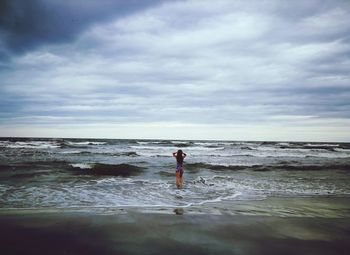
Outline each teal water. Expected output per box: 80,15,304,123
0,138,350,209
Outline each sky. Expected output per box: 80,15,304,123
0,0,350,141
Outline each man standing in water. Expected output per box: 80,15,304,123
172,150,187,188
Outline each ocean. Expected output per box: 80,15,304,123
1,137,350,214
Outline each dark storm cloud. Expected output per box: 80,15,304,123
0,0,166,58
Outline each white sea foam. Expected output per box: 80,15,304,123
130,145,161,150
67,141,106,145
0,140,10,146
187,146,225,151
2,141,60,149
277,142,291,146
171,141,189,144
334,148,350,153
70,163,93,169
305,143,339,147
1,171,350,209
0,176,244,208
136,141,150,145
59,150,83,154
192,192,243,206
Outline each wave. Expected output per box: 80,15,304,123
59,151,139,157
59,150,93,155
58,150,87,154
276,142,350,151
305,143,339,147
104,145,345,157
136,140,172,145
185,162,350,172
118,151,139,157
70,163,145,177
67,141,106,146
134,140,195,148
186,163,248,171
59,141,107,148
70,163,93,169
260,141,277,146
269,164,350,171
187,140,350,150
278,145,338,151
240,146,254,150
0,141,60,149
172,143,194,148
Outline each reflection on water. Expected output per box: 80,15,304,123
174,208,184,215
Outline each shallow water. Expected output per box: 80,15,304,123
0,138,350,210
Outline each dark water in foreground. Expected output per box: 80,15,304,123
1,199,350,255
0,137,350,213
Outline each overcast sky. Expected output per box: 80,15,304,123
0,0,350,141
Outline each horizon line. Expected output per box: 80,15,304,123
1,136,349,144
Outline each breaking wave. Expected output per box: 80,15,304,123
70,163,145,177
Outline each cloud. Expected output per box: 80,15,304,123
0,0,167,58
0,0,350,141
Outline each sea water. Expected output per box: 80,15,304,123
0,138,349,210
